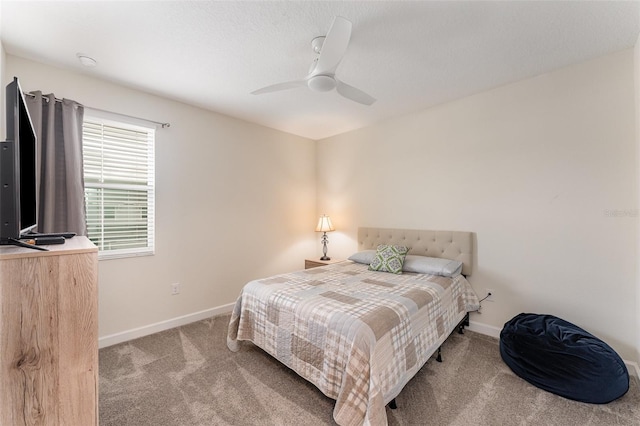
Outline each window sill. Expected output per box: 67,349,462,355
98,250,154,261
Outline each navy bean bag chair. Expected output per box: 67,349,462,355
500,313,629,404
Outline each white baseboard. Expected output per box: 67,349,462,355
98,303,235,348
467,320,640,380
467,320,502,338
626,360,640,380
99,308,640,381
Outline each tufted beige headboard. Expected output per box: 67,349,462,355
357,227,474,276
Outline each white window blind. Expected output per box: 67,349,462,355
82,116,155,259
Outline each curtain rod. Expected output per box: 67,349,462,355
23,92,171,129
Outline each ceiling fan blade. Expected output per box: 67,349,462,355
312,16,352,75
251,80,306,95
335,79,376,106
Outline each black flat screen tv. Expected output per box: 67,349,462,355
1,77,37,242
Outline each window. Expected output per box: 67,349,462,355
82,116,155,259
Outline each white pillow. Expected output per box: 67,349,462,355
349,251,463,277
348,250,376,264
402,255,463,277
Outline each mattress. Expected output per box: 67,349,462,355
227,261,480,426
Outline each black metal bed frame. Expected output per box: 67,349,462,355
387,311,470,410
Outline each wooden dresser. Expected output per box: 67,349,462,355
0,237,98,425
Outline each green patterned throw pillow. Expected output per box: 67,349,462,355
368,244,409,274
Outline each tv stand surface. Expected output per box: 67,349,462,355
0,237,48,251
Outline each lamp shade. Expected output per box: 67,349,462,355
315,215,335,232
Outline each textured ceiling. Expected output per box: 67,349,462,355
1,1,639,140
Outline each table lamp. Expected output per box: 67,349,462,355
315,215,335,260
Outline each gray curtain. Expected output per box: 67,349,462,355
25,92,87,235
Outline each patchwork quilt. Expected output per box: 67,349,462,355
227,261,480,426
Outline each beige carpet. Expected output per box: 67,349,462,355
99,314,639,425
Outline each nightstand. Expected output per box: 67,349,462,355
304,258,344,269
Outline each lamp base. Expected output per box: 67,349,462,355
320,231,331,261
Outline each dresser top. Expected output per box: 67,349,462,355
0,236,97,260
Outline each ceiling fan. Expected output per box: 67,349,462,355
251,16,376,106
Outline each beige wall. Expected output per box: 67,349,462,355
635,33,640,366
5,49,639,361
6,55,317,338
318,49,638,360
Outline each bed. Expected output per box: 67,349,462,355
227,227,480,426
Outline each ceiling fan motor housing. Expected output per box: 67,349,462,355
307,75,336,92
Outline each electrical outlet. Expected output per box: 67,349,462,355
171,283,180,295
485,288,495,302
